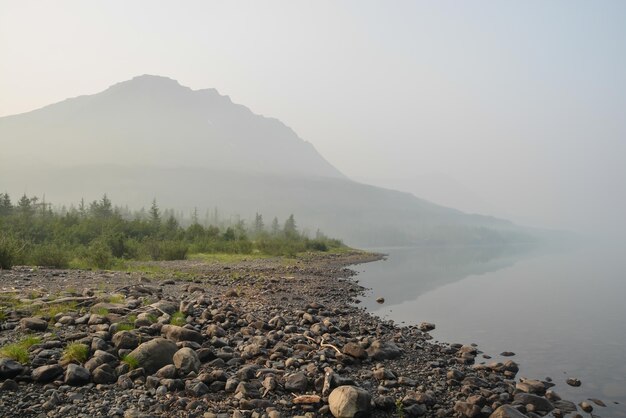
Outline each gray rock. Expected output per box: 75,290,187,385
151,300,178,315
112,331,139,350
0,379,19,391
127,337,178,374
235,381,261,398
366,340,402,360
64,363,91,386
0,358,24,379
156,364,177,378
187,381,209,396
173,347,200,374
342,342,367,360
489,405,528,418
417,322,435,331
513,393,554,412
566,377,582,387
516,379,547,395
285,371,308,392
32,364,63,383
328,386,371,418
20,317,48,331
454,401,481,417
88,314,109,325
579,401,592,413
161,324,203,344
92,363,117,384
404,403,427,417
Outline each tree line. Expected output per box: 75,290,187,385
0,193,344,270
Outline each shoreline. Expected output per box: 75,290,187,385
0,251,579,417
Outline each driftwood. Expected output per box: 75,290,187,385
292,394,321,404
301,334,342,355
41,296,97,306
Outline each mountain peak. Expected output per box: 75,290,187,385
106,74,189,94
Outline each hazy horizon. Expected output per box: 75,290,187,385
2,1,625,238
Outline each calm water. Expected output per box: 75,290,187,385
355,243,626,417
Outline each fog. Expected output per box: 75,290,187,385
1,1,625,239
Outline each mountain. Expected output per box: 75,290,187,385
0,75,343,178
0,75,537,246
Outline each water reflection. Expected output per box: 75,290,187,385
357,244,537,311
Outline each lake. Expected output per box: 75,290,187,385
355,243,626,417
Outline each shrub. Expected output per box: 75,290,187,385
143,240,189,261
86,239,113,269
29,244,71,268
61,342,89,363
0,235,25,270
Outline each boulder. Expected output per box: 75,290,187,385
342,342,367,360
417,322,435,332
151,301,178,315
32,364,63,383
173,347,200,374
366,340,402,360
112,331,140,350
20,317,48,331
92,363,117,384
0,359,24,379
64,363,91,386
127,337,178,374
284,371,308,392
489,405,529,418
454,401,481,417
328,386,371,418
513,393,554,412
161,324,203,344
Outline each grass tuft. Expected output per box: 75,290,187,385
170,311,186,326
0,336,41,364
61,342,89,364
121,354,139,369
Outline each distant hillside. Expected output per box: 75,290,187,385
0,76,537,246
0,75,343,179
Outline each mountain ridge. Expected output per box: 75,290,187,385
0,75,535,246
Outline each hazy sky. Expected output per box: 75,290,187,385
1,1,625,235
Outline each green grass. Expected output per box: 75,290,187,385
0,336,41,364
61,342,89,363
115,322,135,332
170,311,186,326
0,344,29,364
40,301,78,317
20,336,41,349
104,294,125,304
188,252,272,264
121,354,139,369
91,307,109,316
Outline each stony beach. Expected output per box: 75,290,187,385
0,251,585,418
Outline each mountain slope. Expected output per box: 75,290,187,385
0,75,343,178
0,76,536,246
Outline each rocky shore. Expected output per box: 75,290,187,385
0,251,583,417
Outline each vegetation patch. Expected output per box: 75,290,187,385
61,342,89,364
170,311,186,326
0,193,347,271
0,336,41,364
121,354,139,369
